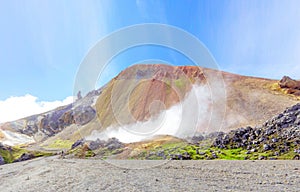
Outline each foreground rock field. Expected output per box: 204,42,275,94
0,156,299,191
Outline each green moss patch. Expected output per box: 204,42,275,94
0,146,53,164
45,139,73,149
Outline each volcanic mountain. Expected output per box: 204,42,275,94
0,64,299,148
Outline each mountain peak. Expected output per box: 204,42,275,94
117,64,205,82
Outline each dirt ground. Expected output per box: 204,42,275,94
0,156,299,192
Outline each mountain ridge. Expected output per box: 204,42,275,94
0,64,299,148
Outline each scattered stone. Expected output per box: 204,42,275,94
0,155,5,165
263,144,271,151
72,139,85,149
258,156,267,160
211,103,300,159
77,91,82,100
14,153,35,162
105,137,124,150
250,148,257,153
73,106,96,126
88,139,103,150
294,148,300,154
211,152,218,159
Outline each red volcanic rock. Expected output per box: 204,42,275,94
117,64,205,82
1,64,300,146
279,76,300,89
279,76,300,96
96,64,207,129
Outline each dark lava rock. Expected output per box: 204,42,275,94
78,137,124,152
11,88,101,140
190,135,205,144
88,139,107,150
71,138,85,149
263,144,271,151
0,155,5,165
73,106,96,126
211,152,218,159
274,151,280,156
294,148,300,154
13,153,35,163
170,153,191,160
293,155,300,160
212,103,300,159
258,156,267,160
105,137,124,150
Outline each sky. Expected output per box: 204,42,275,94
0,0,300,122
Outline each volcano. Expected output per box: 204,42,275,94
0,64,299,147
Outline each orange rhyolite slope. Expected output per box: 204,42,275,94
0,64,299,146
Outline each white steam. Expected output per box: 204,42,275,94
86,84,215,143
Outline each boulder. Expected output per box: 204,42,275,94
105,137,124,150
0,155,5,165
293,155,300,160
263,144,271,151
71,139,85,149
13,153,35,162
279,76,300,89
279,76,300,96
73,106,96,125
89,139,101,150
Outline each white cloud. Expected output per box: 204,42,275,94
0,95,74,123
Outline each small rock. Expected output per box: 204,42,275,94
258,156,267,160
294,149,300,154
293,155,300,160
0,155,5,165
263,144,271,151
88,140,101,150
250,148,257,153
72,139,85,149
211,152,218,159
14,153,35,162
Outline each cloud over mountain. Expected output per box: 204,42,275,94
0,94,73,123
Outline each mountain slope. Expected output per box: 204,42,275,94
0,64,299,147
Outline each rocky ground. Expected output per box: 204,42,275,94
67,103,300,161
0,156,299,192
1,103,300,164
212,103,300,160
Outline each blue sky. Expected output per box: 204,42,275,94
0,0,300,121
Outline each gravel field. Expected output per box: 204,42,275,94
0,156,299,192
